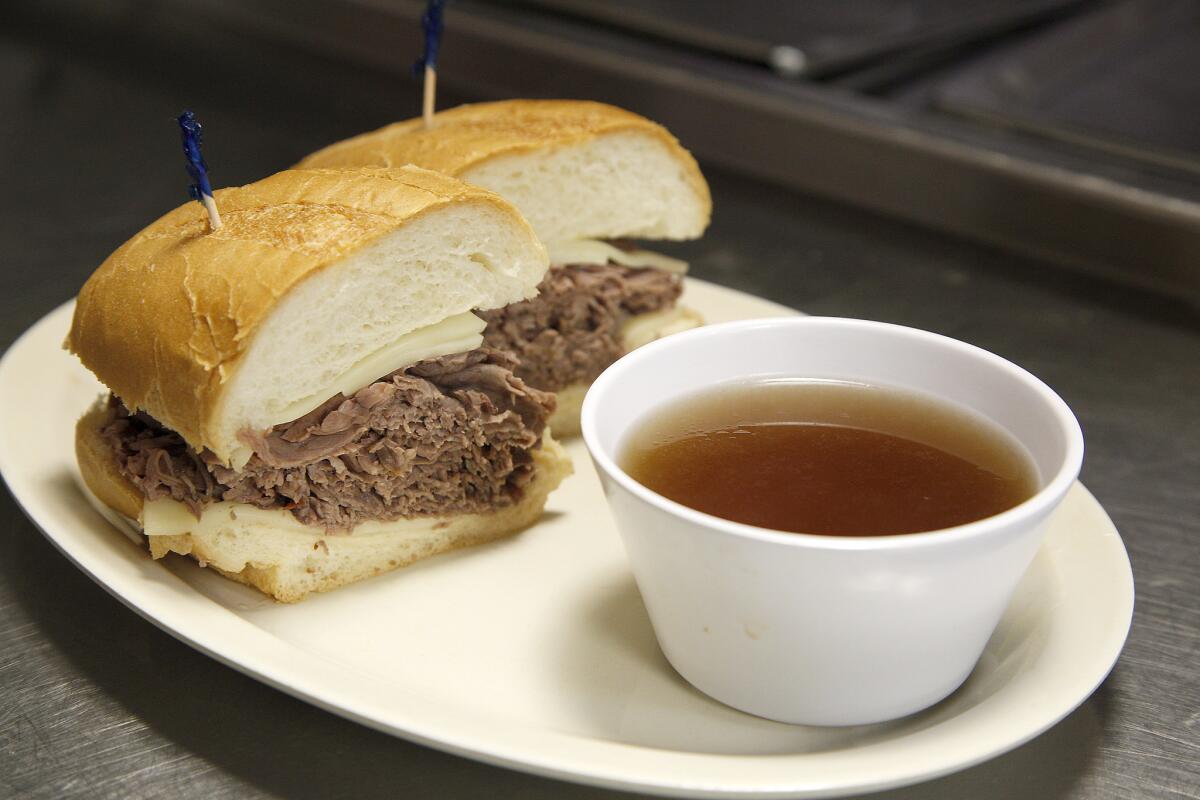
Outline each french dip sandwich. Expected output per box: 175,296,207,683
69,166,572,602
299,100,712,436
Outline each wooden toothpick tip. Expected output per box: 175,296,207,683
201,193,222,232
423,67,437,128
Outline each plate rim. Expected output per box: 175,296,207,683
0,283,1135,799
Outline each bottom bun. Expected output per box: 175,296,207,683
548,304,704,438
75,401,573,602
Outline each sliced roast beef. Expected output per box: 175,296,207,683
479,262,682,392
100,347,555,530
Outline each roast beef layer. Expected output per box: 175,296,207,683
100,348,555,530
479,262,682,392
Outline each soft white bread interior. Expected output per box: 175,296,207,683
463,131,707,244
298,100,712,246
66,166,548,466
76,401,573,603
547,305,704,438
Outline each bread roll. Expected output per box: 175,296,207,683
66,166,548,466
69,165,574,602
298,99,711,247
301,102,712,438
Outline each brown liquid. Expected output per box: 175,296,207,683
620,381,1038,536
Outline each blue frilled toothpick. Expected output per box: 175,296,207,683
414,0,447,127
177,110,222,231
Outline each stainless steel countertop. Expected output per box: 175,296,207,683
0,10,1197,800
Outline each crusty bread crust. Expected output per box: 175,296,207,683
75,400,573,602
298,99,711,226
65,166,542,459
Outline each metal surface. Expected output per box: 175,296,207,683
936,0,1200,175
0,6,1198,800
157,0,1200,305
496,0,1086,76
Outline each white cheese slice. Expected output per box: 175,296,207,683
546,239,689,274
142,496,408,538
266,311,485,430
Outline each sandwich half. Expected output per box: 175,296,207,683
68,166,573,602
299,99,712,436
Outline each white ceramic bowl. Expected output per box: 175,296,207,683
581,317,1084,726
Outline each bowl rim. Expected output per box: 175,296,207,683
580,315,1085,552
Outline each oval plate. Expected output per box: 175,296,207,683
0,280,1133,798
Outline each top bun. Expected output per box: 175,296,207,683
67,166,548,465
298,100,711,245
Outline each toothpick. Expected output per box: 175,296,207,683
199,193,222,231
423,66,437,128
414,0,447,129
176,110,222,232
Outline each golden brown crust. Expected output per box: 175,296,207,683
298,99,712,218
64,166,532,454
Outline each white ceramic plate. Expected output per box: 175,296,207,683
0,280,1133,799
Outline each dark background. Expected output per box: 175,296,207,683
1,2,1197,798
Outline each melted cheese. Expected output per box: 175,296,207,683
546,239,689,274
